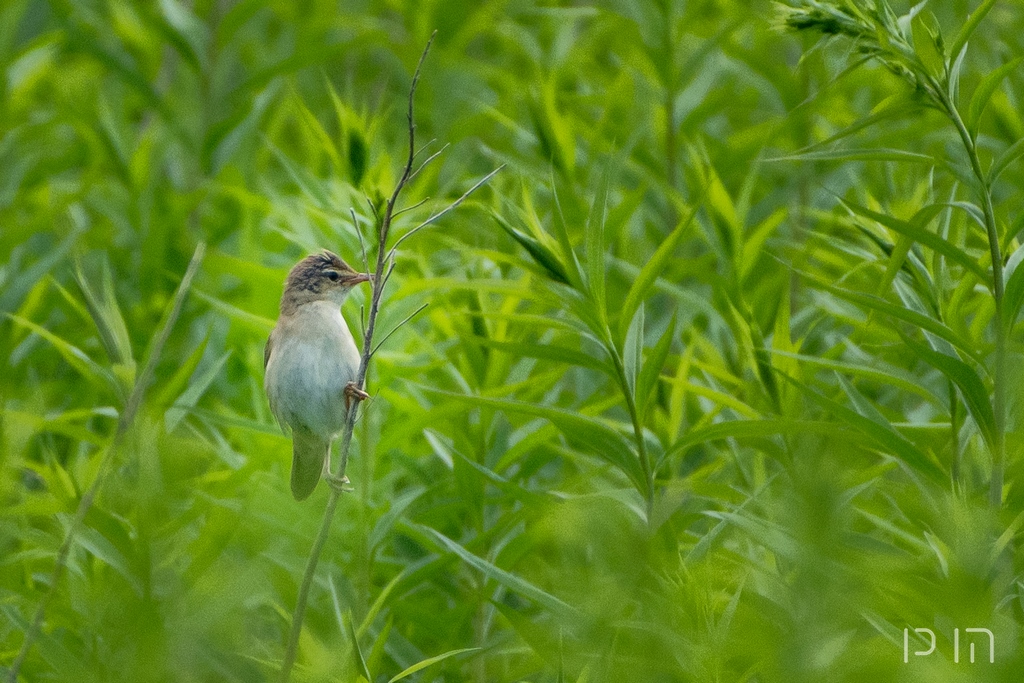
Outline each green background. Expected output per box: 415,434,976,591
2,0,1024,681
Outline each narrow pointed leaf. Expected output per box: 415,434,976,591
622,304,644,399
769,148,933,163
388,646,480,683
345,611,373,682
841,199,986,280
899,332,995,452
637,315,676,417
586,170,609,318
796,376,944,481
493,213,570,284
805,276,983,364
415,524,578,618
430,390,645,489
618,207,694,342
967,56,1023,134
467,335,612,376
7,315,123,399
948,0,997,63
989,137,1024,184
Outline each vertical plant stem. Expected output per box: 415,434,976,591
7,242,206,683
611,350,655,524
941,94,1005,506
278,33,436,683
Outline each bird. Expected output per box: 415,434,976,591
264,250,372,500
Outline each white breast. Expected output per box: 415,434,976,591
265,301,361,437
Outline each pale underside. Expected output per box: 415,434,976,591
264,300,361,499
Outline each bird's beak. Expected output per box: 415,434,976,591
350,272,371,286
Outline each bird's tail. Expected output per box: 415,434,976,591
291,428,327,501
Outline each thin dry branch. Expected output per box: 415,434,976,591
389,165,505,256
410,142,450,181
393,196,431,219
351,207,370,275
371,302,429,357
279,31,433,683
279,30,502,680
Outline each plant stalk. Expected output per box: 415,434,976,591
611,349,655,524
279,31,496,681
939,88,1005,506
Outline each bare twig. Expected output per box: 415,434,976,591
414,138,438,159
279,31,436,683
7,243,206,683
364,194,379,224
393,196,431,218
380,259,398,293
279,29,503,680
410,142,450,181
371,303,429,357
351,207,370,275
389,165,505,256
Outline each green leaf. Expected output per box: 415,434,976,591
585,168,609,320
266,139,330,208
292,89,343,171
770,350,944,407
948,0,997,64
989,136,1024,184
75,525,143,597
967,56,1023,134
157,0,210,72
898,332,995,452
430,390,645,490
493,213,570,285
663,419,842,464
791,95,920,157
414,524,578,619
947,42,969,104
0,227,80,316
74,256,135,372
387,646,480,683
768,148,934,163
131,243,207,428
618,206,694,342
878,234,915,295
345,610,373,683
804,275,983,364
7,314,123,400
841,199,986,281
744,302,780,409
467,335,612,376
622,304,644,399
164,350,231,432
798,375,944,482
637,315,676,417
1004,247,1024,327
548,175,586,289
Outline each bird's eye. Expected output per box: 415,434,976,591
326,271,340,282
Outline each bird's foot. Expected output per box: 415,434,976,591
344,381,370,410
325,473,354,493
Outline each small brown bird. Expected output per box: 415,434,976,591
264,251,371,500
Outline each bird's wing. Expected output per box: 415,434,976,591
264,332,273,369
291,427,327,501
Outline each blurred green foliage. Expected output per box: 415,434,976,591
2,0,1024,681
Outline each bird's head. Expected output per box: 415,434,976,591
281,250,371,312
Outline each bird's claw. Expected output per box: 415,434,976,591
344,381,370,411
344,382,370,402
325,473,354,493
